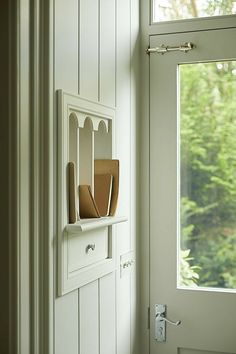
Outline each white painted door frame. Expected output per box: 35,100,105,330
149,27,236,353
6,1,55,353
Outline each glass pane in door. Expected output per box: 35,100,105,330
153,0,236,22
179,61,236,289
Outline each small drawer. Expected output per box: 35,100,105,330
67,227,108,273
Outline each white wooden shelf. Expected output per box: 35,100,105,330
57,90,126,296
66,216,127,233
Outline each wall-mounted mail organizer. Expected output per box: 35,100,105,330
57,90,127,296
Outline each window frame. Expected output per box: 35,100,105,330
149,0,236,35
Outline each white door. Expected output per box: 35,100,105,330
150,28,236,354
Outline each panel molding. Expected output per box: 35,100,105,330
30,0,55,353
8,0,31,353
7,1,18,353
6,0,54,353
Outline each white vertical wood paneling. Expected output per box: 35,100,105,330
131,263,138,353
130,0,139,254
79,281,99,354
130,1,140,353
116,0,131,255
117,274,131,354
80,0,99,101
55,0,78,93
55,291,79,354
140,0,151,353
99,273,116,354
115,5,133,354
54,0,79,352
54,0,138,353
100,0,116,106
116,4,132,354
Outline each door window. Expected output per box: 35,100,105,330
153,0,236,22
178,61,236,289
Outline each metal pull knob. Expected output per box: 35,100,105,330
156,313,181,326
86,244,95,253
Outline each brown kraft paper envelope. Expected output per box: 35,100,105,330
68,162,78,223
94,174,113,217
79,185,100,218
94,159,119,216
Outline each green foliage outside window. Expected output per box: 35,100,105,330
180,61,236,289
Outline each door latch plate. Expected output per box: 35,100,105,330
155,304,166,342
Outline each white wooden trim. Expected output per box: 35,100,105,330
30,0,55,353
8,1,18,353
30,0,40,352
40,0,54,352
16,0,31,352
8,0,37,353
139,1,152,353
129,1,140,353
149,11,236,35
141,2,236,354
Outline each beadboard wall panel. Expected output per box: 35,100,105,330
99,273,116,354
100,0,116,106
54,1,79,352
79,281,99,354
117,273,131,354
79,0,99,100
55,0,78,93
54,0,139,353
116,0,132,256
116,3,133,354
55,291,79,354
130,0,140,352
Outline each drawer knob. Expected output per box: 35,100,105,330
86,244,96,253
